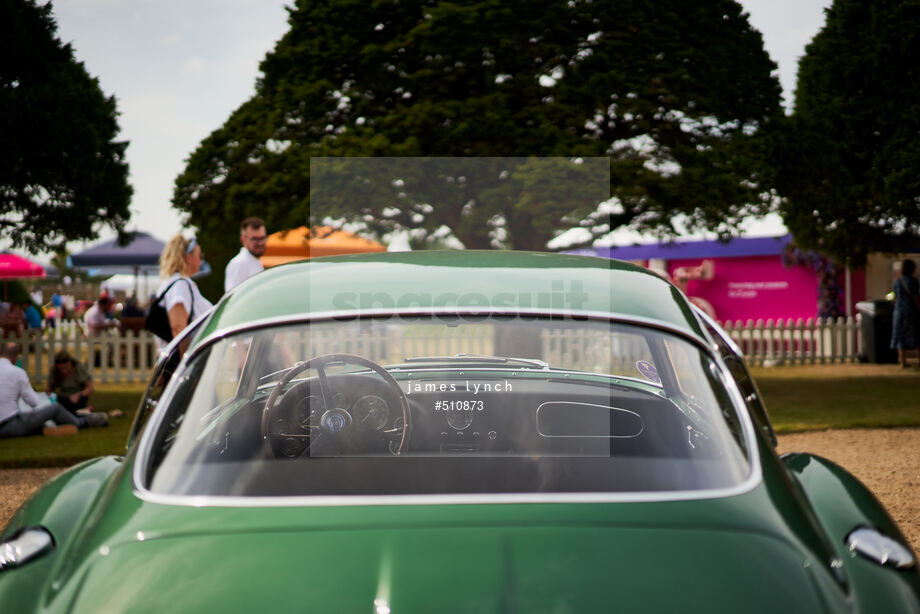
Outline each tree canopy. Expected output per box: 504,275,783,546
0,0,131,253
309,156,610,250
175,0,782,296
778,0,920,266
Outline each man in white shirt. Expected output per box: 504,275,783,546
83,294,116,335
0,343,106,438
224,217,268,292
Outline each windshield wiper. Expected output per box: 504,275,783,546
402,354,549,370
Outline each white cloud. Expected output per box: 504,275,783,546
184,56,209,74
157,31,181,47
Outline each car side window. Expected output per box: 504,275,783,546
700,319,777,448
127,316,210,450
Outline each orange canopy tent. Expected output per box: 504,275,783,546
259,226,386,268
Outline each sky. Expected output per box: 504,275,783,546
12,0,831,257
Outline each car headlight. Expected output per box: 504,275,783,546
0,527,55,571
846,527,915,569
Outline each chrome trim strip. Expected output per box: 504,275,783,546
134,473,762,508
133,309,762,506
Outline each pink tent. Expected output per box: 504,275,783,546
0,252,45,279
0,252,45,301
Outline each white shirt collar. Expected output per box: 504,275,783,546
238,247,260,262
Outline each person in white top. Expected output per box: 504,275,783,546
0,342,107,437
83,294,117,335
224,217,267,292
153,234,214,347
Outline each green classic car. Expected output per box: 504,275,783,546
2,251,918,612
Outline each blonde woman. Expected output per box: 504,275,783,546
152,235,213,346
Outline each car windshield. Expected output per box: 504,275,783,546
143,315,751,498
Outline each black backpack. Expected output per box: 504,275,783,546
145,279,194,342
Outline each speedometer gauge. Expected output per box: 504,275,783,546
353,395,389,430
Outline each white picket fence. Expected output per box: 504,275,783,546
7,321,158,385
719,315,862,367
5,316,866,385
542,316,863,369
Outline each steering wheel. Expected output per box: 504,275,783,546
261,354,411,458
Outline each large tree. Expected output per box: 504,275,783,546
308,156,611,250
778,0,920,266
175,0,782,294
0,0,131,253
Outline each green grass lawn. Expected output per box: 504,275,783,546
2,364,918,468
752,363,920,433
0,385,144,468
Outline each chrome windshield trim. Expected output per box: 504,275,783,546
133,308,762,504
133,471,762,508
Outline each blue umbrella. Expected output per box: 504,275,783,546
70,232,165,273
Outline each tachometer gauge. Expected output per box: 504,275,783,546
446,408,474,430
353,395,389,430
270,418,291,436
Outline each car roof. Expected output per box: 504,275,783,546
198,250,705,343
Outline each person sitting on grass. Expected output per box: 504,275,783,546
45,350,124,420
47,350,91,414
0,343,109,438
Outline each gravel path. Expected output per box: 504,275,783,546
776,427,920,553
3,429,919,554
1,467,63,530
